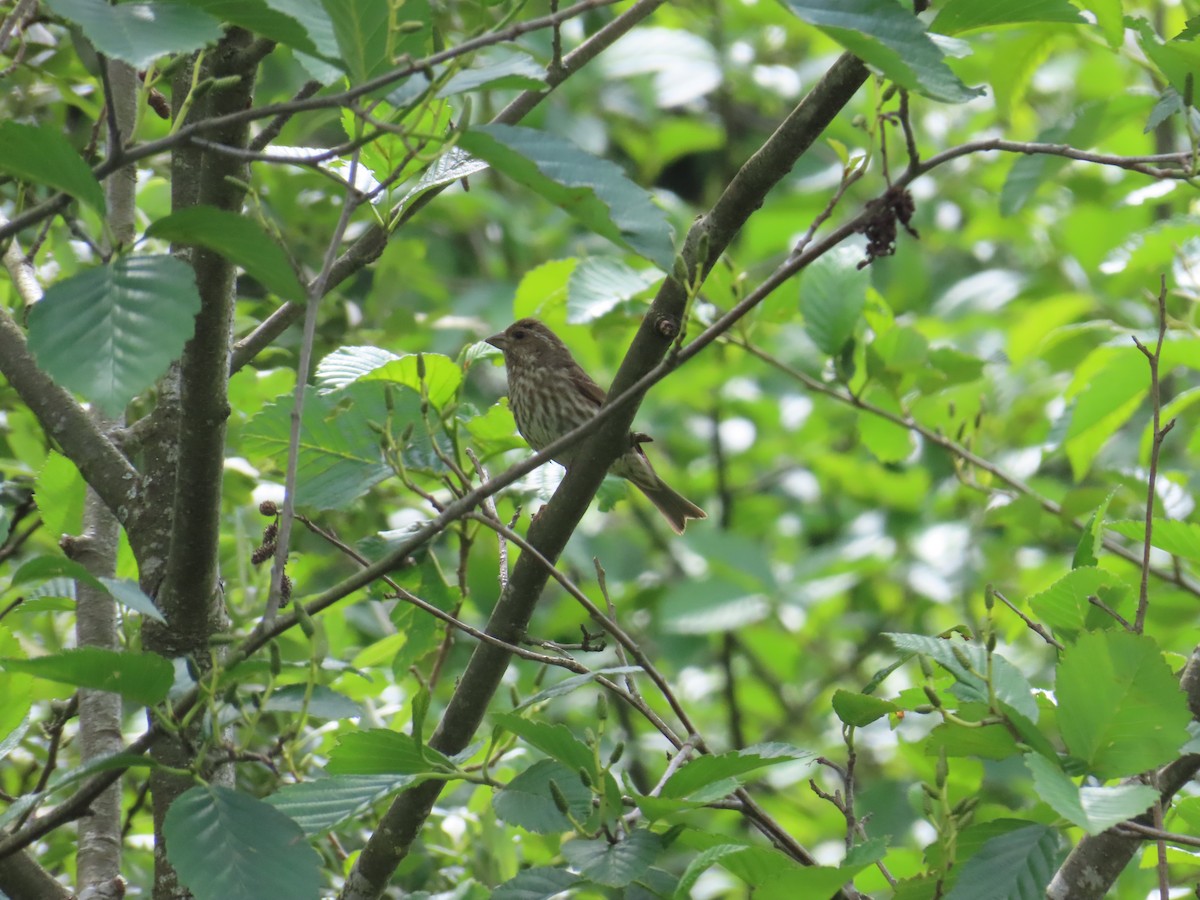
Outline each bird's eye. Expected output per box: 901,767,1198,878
512,329,526,340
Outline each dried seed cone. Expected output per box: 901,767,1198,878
485,318,706,533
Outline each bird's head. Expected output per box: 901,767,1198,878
484,318,572,368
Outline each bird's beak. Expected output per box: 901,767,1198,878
484,332,508,351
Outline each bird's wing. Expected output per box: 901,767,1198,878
568,364,607,408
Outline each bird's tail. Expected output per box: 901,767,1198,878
636,479,707,534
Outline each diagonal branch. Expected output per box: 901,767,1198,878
0,304,140,522
335,51,870,900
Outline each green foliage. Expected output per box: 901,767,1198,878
459,125,678,270
940,824,1061,900
4,0,1200,898
27,255,201,416
780,0,983,102
146,206,306,302
0,121,105,214
43,0,223,69
0,648,173,705
1057,631,1191,778
164,785,322,900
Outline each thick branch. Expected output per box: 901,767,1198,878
337,51,869,900
149,34,255,655
143,31,258,899
0,850,73,900
0,306,140,522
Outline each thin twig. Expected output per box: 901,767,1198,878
248,80,322,152
898,89,920,173
0,0,38,55
1131,277,1176,633
467,450,508,589
264,147,365,627
293,514,565,667
1117,818,1200,850
1153,798,1169,899
991,588,1064,650
1087,594,1135,632
465,511,699,740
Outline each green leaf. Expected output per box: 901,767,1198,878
662,744,811,802
146,207,305,302
779,0,982,103
265,774,415,836
659,578,770,634
459,125,676,271
832,689,898,727
942,824,1060,900
0,710,30,762
493,759,592,833
800,243,868,356
492,866,582,900
1073,491,1116,569
314,345,399,389
164,785,321,900
262,685,363,720
1057,631,1191,778
513,258,576,321
438,48,546,96
561,830,663,888
1085,0,1124,47
1063,347,1147,480
1102,217,1200,282
492,712,596,777
1025,753,1157,835
44,0,222,69
1001,98,1145,216
886,633,1038,722
512,666,642,710
931,0,1083,35
755,851,880,898
242,385,391,510
1027,567,1132,640
857,386,914,463
927,718,1021,761
359,355,462,409
10,554,102,590
396,146,491,215
326,728,455,775
1133,17,1200,110
321,0,430,85
28,255,201,417
316,347,462,409
567,258,663,324
33,452,86,540
675,845,756,899
0,122,105,215
98,577,166,623
173,0,342,66
1108,518,1200,564
9,565,155,625
0,648,173,705
918,345,986,392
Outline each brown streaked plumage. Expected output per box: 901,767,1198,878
485,318,706,534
